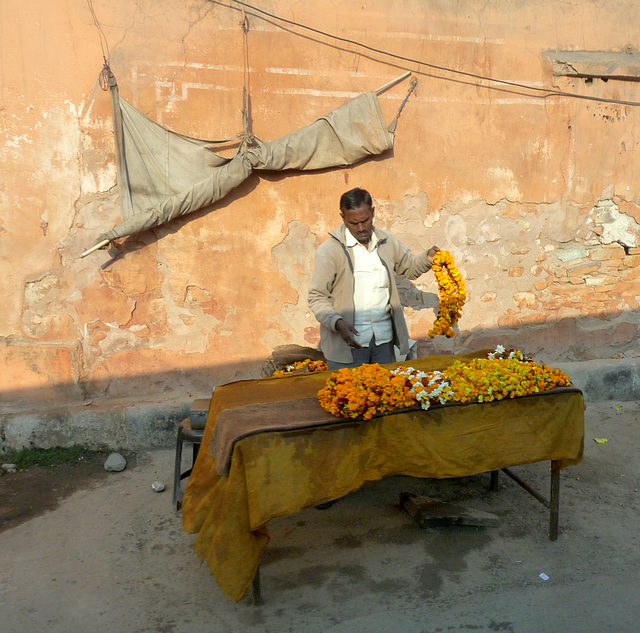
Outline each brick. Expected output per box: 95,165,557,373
621,254,640,268
617,281,640,295
539,299,563,310
552,247,587,262
554,266,567,278
600,260,624,272
513,291,536,309
504,313,544,327
480,292,497,302
560,287,595,302
566,261,600,276
497,314,520,327
509,266,524,277
534,279,548,291
522,312,548,325
605,245,626,259
568,277,586,285
588,245,625,261
627,247,640,255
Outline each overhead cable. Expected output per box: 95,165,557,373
210,0,640,107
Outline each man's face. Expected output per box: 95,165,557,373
341,203,374,246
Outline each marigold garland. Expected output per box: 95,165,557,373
440,357,570,404
317,347,572,418
428,250,467,338
317,363,415,420
273,358,327,377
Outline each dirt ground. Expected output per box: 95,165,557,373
0,400,639,633
0,454,119,534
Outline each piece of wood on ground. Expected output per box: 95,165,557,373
400,492,500,528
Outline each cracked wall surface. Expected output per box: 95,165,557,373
3,0,640,429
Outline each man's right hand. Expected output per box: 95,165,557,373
335,319,363,348
426,245,440,265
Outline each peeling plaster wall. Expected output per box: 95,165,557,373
3,0,640,446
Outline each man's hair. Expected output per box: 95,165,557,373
340,188,373,212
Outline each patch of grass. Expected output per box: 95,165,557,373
1,446,106,469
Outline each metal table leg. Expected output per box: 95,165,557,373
490,462,562,541
550,460,560,541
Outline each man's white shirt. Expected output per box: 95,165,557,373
345,228,393,347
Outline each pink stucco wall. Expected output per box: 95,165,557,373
2,0,640,445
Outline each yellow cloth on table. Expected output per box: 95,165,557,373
182,352,584,601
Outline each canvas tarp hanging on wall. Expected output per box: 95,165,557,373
92,72,396,248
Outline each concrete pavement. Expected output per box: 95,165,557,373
1,396,639,633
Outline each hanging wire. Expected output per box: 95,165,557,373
209,0,640,108
86,0,112,90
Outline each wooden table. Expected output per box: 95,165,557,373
181,352,585,602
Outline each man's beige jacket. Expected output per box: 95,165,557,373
308,224,433,363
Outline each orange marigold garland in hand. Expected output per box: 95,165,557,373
428,250,467,338
317,363,415,420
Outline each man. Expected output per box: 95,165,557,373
308,187,439,370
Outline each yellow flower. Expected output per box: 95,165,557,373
428,250,466,338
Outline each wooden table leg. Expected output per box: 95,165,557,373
490,470,499,491
252,565,263,605
549,460,560,541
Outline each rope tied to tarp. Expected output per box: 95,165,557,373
388,76,418,134
206,9,258,154
98,59,113,91
238,9,258,150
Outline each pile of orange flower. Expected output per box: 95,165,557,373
273,358,327,377
317,363,415,420
317,347,572,418
428,250,467,338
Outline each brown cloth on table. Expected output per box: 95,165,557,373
213,397,339,476
211,386,582,477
